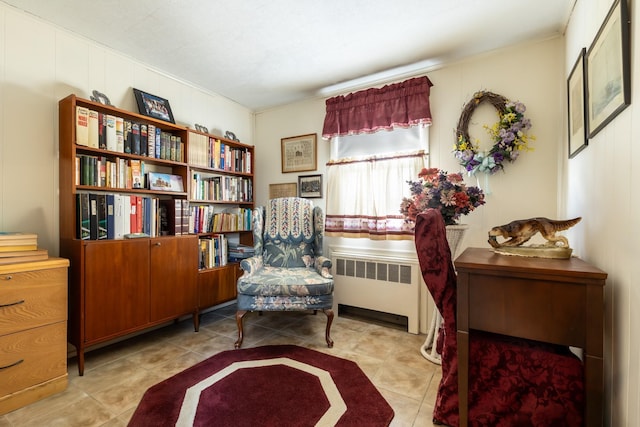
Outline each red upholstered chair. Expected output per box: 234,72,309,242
414,209,585,427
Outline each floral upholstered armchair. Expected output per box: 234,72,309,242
234,197,334,349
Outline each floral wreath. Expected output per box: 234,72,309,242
453,91,534,175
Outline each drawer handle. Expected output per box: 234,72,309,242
0,299,25,308
0,359,24,370
2,275,12,280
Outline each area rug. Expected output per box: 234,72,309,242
128,344,394,427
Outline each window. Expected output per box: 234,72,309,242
321,76,433,239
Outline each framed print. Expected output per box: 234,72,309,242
269,183,297,199
298,174,322,198
148,172,184,192
133,88,175,123
568,48,588,158
281,133,317,173
586,0,630,138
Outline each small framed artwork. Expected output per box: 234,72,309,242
281,133,317,173
298,174,322,198
148,172,184,192
586,0,630,138
568,48,588,159
269,183,297,199
133,88,175,124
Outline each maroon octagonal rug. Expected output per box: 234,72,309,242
128,345,394,427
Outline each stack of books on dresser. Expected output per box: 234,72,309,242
0,232,48,265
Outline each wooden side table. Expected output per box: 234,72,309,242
454,248,607,427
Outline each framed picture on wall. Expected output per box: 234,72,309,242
568,48,587,159
269,183,298,199
133,88,175,124
281,133,317,173
298,174,322,198
586,0,630,138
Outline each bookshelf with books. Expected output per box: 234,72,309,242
186,129,254,326
59,95,198,375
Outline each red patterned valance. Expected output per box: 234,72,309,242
322,76,433,139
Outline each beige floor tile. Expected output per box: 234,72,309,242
0,304,436,427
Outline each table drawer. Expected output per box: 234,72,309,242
0,322,67,396
0,267,67,335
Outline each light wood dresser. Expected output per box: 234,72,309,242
0,257,69,415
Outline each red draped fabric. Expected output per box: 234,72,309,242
322,76,433,139
415,209,585,427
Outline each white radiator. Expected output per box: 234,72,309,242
330,246,431,334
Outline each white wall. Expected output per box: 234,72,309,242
0,4,254,255
564,0,638,425
255,36,564,253
255,37,565,333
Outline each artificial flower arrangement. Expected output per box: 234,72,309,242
400,167,486,226
453,91,534,176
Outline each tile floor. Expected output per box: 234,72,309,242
0,304,441,426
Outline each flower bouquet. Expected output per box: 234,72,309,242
400,168,486,226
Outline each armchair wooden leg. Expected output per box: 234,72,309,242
323,308,334,348
235,310,248,349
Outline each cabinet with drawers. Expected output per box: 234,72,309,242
0,257,69,415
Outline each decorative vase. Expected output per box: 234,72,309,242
445,223,469,259
421,223,469,364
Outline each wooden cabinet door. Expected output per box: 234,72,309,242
149,236,198,322
84,240,150,343
198,263,240,309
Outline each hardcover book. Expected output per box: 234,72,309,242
106,115,117,151
76,106,89,146
115,116,124,152
96,193,108,239
88,109,99,148
89,193,99,240
76,193,90,240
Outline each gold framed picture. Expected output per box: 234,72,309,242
281,133,317,173
269,183,298,199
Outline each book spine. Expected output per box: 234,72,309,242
132,122,141,155
75,106,89,146
89,193,99,240
106,194,115,239
88,109,99,148
76,193,90,240
115,116,124,152
97,193,108,240
106,115,117,151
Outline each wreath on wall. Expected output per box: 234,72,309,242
453,91,534,175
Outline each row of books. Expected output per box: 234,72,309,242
76,156,146,189
199,235,228,269
0,232,48,265
228,242,255,262
190,173,253,202
189,206,252,234
76,193,189,240
76,106,184,162
188,132,251,173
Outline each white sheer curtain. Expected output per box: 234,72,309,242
325,150,426,239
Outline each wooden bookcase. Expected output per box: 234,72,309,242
58,95,254,375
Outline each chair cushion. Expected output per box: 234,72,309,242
237,266,334,296
263,198,316,268
236,293,333,311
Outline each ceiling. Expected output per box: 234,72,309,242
3,0,575,111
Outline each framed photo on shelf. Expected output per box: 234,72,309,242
298,174,322,198
568,48,588,159
586,0,630,138
269,183,297,199
281,133,317,173
133,88,175,124
148,172,184,192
